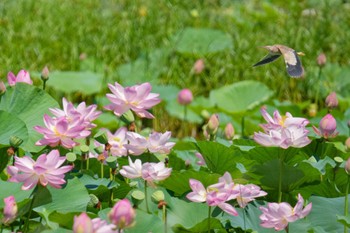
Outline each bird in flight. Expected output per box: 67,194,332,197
253,44,305,78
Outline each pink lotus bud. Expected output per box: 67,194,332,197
325,92,338,109
207,114,219,135
317,53,326,67
319,114,337,138
2,196,17,225
193,59,205,74
345,138,350,151
73,212,93,233
177,89,193,105
346,157,350,174
0,81,6,95
224,123,235,140
41,66,50,81
108,199,135,229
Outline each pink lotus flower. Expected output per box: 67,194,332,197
119,157,172,183
2,196,17,225
34,115,87,149
7,70,33,86
124,132,148,155
254,107,311,149
50,98,101,130
186,173,238,216
73,212,119,233
90,127,128,158
105,82,161,119
108,199,135,229
141,162,172,182
7,150,73,190
312,114,338,139
259,194,312,231
119,157,142,179
107,127,128,156
125,131,175,155
233,184,267,208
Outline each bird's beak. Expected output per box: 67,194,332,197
297,52,305,56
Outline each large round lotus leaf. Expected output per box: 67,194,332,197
173,27,233,55
0,83,59,152
47,71,103,94
209,80,273,114
0,110,28,146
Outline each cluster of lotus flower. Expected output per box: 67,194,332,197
0,69,346,232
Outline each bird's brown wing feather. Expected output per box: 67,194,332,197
279,49,304,78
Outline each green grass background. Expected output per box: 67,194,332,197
0,0,349,102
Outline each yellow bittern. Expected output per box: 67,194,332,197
253,44,305,78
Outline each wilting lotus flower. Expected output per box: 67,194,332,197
7,69,33,86
73,212,119,233
2,196,17,225
186,172,238,216
254,107,311,149
108,199,135,229
233,184,267,208
312,114,338,139
119,157,172,184
105,82,161,119
34,115,87,149
125,131,175,156
7,150,73,190
259,194,312,231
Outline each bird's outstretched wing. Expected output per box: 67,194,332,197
253,53,281,67
280,50,304,78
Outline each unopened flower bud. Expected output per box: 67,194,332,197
345,157,350,175
320,114,337,133
325,92,338,109
108,199,135,229
9,136,23,148
195,152,206,166
314,114,338,139
177,89,193,105
41,66,49,81
317,53,326,67
2,196,17,225
345,138,350,151
151,190,165,203
207,114,219,135
193,59,205,74
73,212,93,233
0,81,6,96
224,123,235,140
